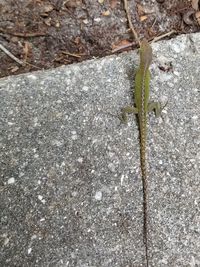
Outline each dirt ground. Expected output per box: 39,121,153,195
0,0,199,78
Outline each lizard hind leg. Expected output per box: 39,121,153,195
119,106,138,124
148,101,168,119
148,101,161,117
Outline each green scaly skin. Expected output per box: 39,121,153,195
121,39,161,267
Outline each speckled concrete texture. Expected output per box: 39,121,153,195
0,33,200,267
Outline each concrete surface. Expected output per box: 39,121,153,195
0,33,200,267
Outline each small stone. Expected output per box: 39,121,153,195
71,131,78,140
38,195,43,201
94,18,101,22
77,157,83,163
83,19,89,24
38,195,46,204
82,86,89,91
94,191,102,201
7,177,15,184
31,235,37,240
4,237,9,246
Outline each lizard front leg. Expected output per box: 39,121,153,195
119,106,138,124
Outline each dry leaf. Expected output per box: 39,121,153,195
137,3,153,15
23,42,29,62
137,4,145,16
44,17,52,26
183,10,195,25
10,66,19,73
140,15,148,22
23,41,32,62
40,4,54,17
112,39,132,51
43,4,54,13
147,27,156,37
192,0,199,11
195,10,200,25
65,0,82,8
156,0,165,3
110,0,118,9
98,0,104,4
102,10,110,16
55,20,60,28
74,37,81,45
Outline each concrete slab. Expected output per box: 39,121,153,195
0,33,200,267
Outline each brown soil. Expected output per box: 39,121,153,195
0,0,199,78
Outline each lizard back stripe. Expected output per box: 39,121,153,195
140,58,149,267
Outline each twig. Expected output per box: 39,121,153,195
0,28,46,37
0,43,24,66
8,32,46,38
112,41,135,53
61,51,84,58
151,30,176,43
25,61,41,70
0,43,41,69
123,0,140,46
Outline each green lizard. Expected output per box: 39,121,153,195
120,39,161,267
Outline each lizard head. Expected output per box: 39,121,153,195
140,39,153,68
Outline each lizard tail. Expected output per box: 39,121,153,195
140,123,149,267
